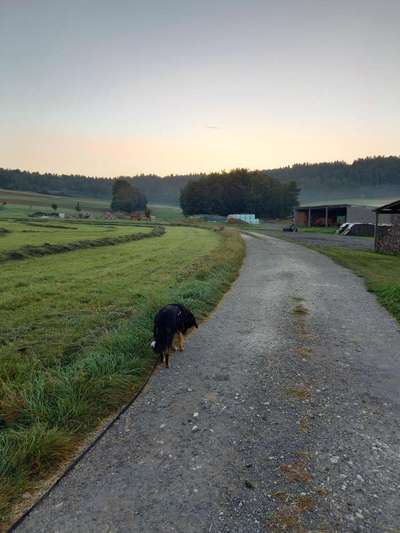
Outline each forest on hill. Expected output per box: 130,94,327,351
267,156,400,201
0,168,200,204
1,156,399,204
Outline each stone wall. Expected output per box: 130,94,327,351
375,214,400,253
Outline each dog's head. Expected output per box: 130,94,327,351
181,307,198,331
182,315,198,334
187,314,198,330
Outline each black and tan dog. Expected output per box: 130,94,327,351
151,304,198,367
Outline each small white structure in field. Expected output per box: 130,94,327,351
227,213,260,225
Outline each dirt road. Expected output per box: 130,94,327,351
16,235,400,532
259,228,374,251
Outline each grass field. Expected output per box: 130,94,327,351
0,188,183,223
149,204,183,222
312,246,400,324
0,189,109,218
0,220,151,255
0,222,244,525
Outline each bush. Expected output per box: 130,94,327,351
111,179,147,213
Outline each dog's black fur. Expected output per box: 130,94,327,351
152,304,198,367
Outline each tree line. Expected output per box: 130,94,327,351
0,168,112,198
180,169,300,218
0,167,200,203
1,156,399,205
267,156,400,189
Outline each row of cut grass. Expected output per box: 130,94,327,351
0,220,151,255
0,225,159,263
0,225,244,526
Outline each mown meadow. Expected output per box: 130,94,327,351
0,188,183,223
0,220,151,258
0,219,244,526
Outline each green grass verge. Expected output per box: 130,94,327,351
300,227,337,234
0,226,244,524
308,246,400,323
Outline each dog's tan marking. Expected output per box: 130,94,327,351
178,332,185,352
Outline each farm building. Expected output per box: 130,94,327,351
375,200,400,253
294,203,390,227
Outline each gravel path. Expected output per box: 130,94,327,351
260,229,374,251
16,235,400,532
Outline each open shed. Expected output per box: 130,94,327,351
374,200,400,253
294,203,379,227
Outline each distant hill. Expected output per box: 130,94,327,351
0,168,113,199
1,156,399,205
0,168,202,205
265,156,400,202
128,174,202,204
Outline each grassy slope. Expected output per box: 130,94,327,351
0,189,183,222
0,189,109,218
312,246,400,323
150,204,183,222
0,225,244,524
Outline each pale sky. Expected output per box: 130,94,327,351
1,0,399,176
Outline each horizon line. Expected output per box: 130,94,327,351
1,154,399,180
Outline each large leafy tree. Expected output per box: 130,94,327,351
180,169,300,218
111,178,147,213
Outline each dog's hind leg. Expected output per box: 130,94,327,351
178,332,185,352
164,350,170,368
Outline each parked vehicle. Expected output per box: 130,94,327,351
336,223,352,234
283,223,298,232
337,223,376,237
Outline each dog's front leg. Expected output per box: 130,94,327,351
178,332,185,352
164,350,170,368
